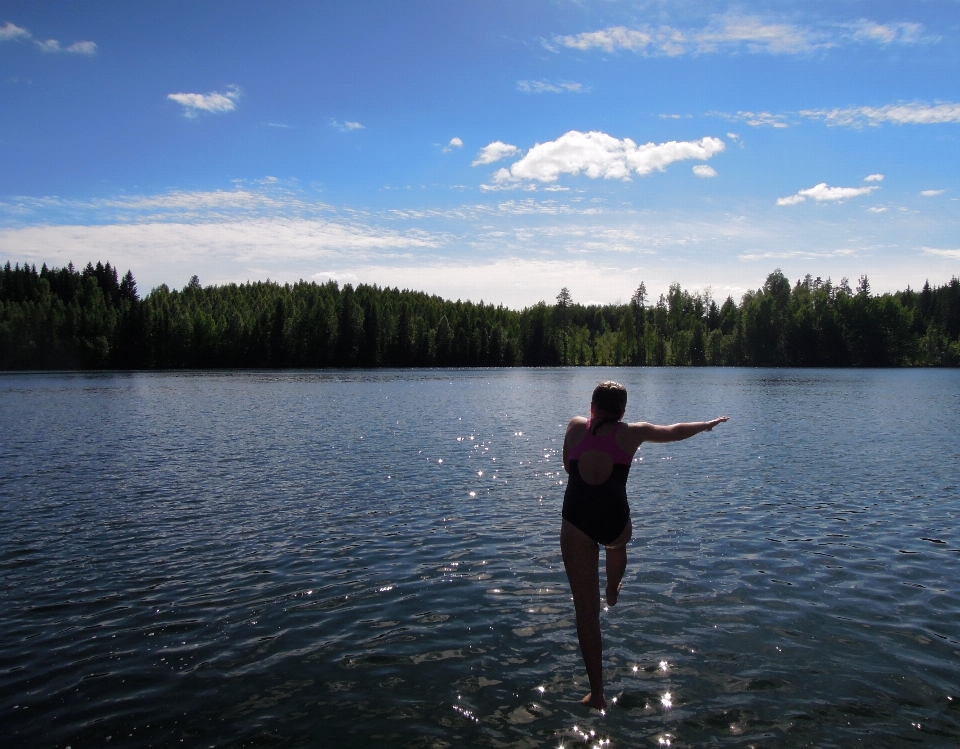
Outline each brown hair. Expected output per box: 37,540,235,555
591,381,627,424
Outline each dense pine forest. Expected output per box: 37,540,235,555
1,260,958,369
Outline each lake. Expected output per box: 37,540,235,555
1,368,959,748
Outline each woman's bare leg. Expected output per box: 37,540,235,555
561,519,606,710
604,519,632,607
605,547,626,606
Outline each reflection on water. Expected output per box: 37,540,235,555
1,368,959,747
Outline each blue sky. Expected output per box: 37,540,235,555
2,1,959,307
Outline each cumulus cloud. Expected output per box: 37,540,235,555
442,136,463,153
472,141,521,166
489,131,725,184
777,183,879,205
802,102,960,127
517,79,585,94
168,86,241,117
864,174,884,182
693,165,717,178
921,189,945,196
0,21,30,41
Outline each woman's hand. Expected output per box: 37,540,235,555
704,416,729,431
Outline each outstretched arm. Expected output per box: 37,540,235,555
630,416,728,444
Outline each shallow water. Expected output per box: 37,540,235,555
1,368,959,748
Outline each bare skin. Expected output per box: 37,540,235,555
561,406,729,711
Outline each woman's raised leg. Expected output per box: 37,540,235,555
604,518,632,607
561,519,606,710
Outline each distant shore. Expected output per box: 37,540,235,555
2,260,958,369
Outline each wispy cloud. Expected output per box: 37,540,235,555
716,110,789,128
777,183,878,205
864,174,884,182
845,20,931,45
487,131,724,185
693,165,717,178
921,189,945,196
0,21,96,54
517,79,585,94
695,16,826,55
168,86,241,117
0,21,30,41
801,102,960,127
472,141,521,167
36,39,97,55
738,248,857,261
923,247,960,259
330,119,364,132
558,15,932,58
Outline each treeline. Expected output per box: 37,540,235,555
1,260,958,369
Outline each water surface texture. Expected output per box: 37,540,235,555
2,368,959,748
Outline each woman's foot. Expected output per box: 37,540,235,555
581,691,607,711
606,581,622,607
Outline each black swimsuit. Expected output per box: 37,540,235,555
562,420,633,545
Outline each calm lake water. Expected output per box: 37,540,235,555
2,368,959,748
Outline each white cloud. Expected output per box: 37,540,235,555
696,16,825,55
801,102,960,127
35,38,97,55
864,173,884,182
923,247,960,259
517,80,585,94
776,194,807,206
168,86,240,117
491,131,725,184
448,137,463,147
693,165,717,178
866,206,888,213
472,141,521,166
559,15,932,59
846,20,928,45
560,26,664,53
777,183,878,205
0,22,30,41
65,40,97,55
0,218,440,292
741,111,788,128
330,120,364,132
921,189,944,196
560,17,822,57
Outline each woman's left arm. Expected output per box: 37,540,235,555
629,416,729,444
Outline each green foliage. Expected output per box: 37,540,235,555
1,263,958,369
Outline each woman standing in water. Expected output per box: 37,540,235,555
562,381,728,710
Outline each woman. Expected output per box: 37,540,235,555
561,380,728,711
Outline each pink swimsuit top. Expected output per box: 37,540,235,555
566,419,634,465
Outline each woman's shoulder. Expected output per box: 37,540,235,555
565,416,588,440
